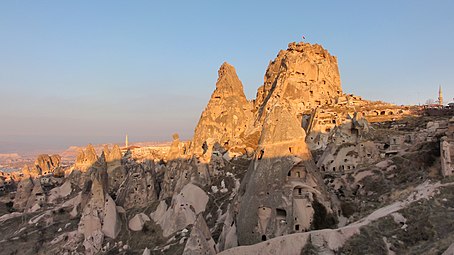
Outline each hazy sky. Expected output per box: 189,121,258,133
1,1,453,154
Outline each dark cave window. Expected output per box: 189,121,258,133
276,208,287,218
258,149,264,160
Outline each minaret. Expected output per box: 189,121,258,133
438,85,443,106
125,134,129,148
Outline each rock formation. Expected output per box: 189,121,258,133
441,117,454,176
74,144,99,172
104,145,127,194
151,183,209,237
13,177,35,210
228,105,338,246
183,214,217,255
191,62,253,157
20,154,62,177
167,133,188,160
1,41,450,255
128,213,151,231
254,42,342,125
34,154,61,175
78,175,121,254
115,161,158,209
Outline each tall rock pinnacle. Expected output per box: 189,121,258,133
191,62,253,156
254,42,342,124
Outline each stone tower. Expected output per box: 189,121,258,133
439,85,443,106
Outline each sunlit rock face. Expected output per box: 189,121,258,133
34,154,61,175
20,154,62,177
191,62,253,157
233,106,338,245
254,42,342,124
74,144,99,172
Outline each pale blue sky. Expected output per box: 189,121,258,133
1,1,453,153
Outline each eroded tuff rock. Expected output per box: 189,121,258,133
104,145,127,194
115,161,158,209
21,154,62,177
74,144,98,172
221,105,338,247
34,154,61,175
128,213,151,231
78,175,121,254
1,41,446,255
151,183,209,237
13,177,35,211
316,113,377,173
192,62,253,157
254,42,342,125
159,157,211,200
183,214,217,255
167,133,189,160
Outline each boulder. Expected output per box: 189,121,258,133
48,181,72,203
183,214,216,255
128,213,150,231
153,183,208,237
102,194,121,238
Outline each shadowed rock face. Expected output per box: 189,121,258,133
254,42,342,125
192,62,253,156
183,214,217,255
115,161,158,209
234,106,338,245
104,145,127,194
13,177,35,210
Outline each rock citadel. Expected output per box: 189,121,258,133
0,41,453,254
